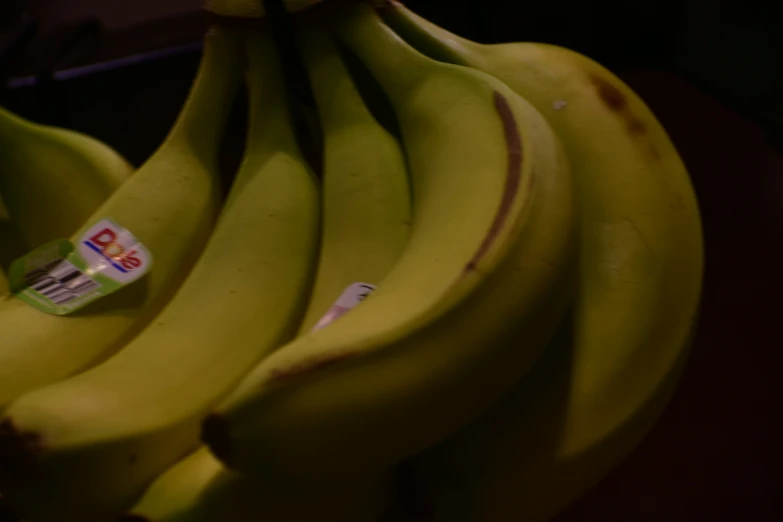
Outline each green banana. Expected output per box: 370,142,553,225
0,107,130,281
123,447,391,522
202,3,576,481
0,105,133,250
376,3,704,521
0,27,243,411
0,30,319,522
296,25,411,333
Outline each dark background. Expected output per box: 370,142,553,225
1,0,780,159
0,1,781,521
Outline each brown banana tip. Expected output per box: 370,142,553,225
201,414,232,465
0,418,44,490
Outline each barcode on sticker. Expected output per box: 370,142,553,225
312,283,376,332
25,259,100,305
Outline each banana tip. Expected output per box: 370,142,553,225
201,413,232,465
0,418,43,490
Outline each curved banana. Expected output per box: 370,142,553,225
378,3,704,521
202,3,575,481
123,447,390,522
0,27,243,411
0,106,132,250
297,26,411,333
119,29,404,522
0,30,320,522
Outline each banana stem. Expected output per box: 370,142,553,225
299,25,375,129
244,31,299,157
330,2,432,99
164,27,244,158
377,1,483,65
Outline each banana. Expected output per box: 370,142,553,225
123,447,391,522
296,25,411,333
0,105,132,250
119,27,404,522
202,3,576,481
0,30,320,522
0,27,243,411
377,3,704,521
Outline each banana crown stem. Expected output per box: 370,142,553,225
300,25,376,128
163,27,244,159
331,3,434,99
243,31,300,158
377,1,480,66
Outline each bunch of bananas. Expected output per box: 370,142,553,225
0,1,703,521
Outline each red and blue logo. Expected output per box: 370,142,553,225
78,219,152,284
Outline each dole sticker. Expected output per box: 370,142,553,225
78,219,152,284
10,219,153,315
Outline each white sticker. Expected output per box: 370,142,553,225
312,282,376,332
77,219,152,284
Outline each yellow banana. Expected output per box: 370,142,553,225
377,3,704,521
202,3,575,481
118,26,407,522
0,105,132,250
0,107,130,289
0,30,320,522
296,25,411,333
0,27,243,411
122,447,391,522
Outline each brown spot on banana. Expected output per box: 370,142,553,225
592,74,628,112
590,74,661,158
465,91,524,272
0,419,44,489
627,118,647,136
